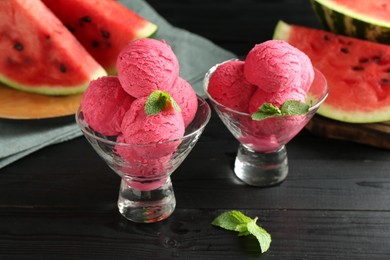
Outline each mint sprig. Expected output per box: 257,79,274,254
251,100,309,121
144,90,181,116
212,210,271,253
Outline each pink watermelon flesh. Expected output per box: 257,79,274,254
274,21,390,123
42,0,158,74
0,0,106,95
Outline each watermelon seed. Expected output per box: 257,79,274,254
340,48,349,54
381,78,390,84
92,40,100,48
352,66,364,71
359,58,369,63
59,64,67,73
14,42,23,51
79,16,92,27
81,16,92,23
101,30,110,39
323,35,331,41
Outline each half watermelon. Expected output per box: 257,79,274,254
42,0,158,74
274,20,390,123
0,0,107,96
311,0,390,44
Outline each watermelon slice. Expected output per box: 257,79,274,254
311,0,390,44
42,0,158,74
0,0,107,96
274,20,390,123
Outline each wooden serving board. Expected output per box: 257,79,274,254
305,115,390,150
0,84,82,120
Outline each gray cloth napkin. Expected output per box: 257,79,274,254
0,0,236,169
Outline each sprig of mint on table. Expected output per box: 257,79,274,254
144,90,181,116
252,100,309,121
212,210,271,254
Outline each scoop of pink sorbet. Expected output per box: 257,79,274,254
116,38,180,98
207,60,257,113
81,76,135,136
244,40,314,93
119,96,185,159
170,77,198,127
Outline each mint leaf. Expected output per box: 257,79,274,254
212,210,271,254
280,100,309,116
251,100,310,121
251,103,281,120
144,90,181,116
247,217,272,253
211,210,252,231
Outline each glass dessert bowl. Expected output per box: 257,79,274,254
76,96,211,223
204,62,328,187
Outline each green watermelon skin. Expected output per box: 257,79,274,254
274,20,390,123
42,0,158,74
0,0,107,95
311,0,390,44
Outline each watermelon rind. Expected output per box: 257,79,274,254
0,67,107,96
136,22,158,39
273,20,390,124
311,0,390,44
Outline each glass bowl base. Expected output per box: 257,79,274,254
234,144,288,187
117,177,176,223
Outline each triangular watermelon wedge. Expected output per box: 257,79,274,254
42,0,158,74
274,20,390,123
0,0,107,96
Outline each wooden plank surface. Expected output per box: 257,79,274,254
306,116,390,150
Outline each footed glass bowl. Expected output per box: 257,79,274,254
204,61,328,187
76,96,211,223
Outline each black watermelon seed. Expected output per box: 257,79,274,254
352,66,364,71
81,16,91,23
359,58,369,63
59,63,67,73
92,40,100,48
324,35,331,41
381,78,390,84
101,30,110,39
340,48,349,54
14,42,23,51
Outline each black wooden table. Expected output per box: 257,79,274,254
1,1,390,259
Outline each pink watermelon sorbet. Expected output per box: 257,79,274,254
80,38,200,191
170,76,198,127
116,38,180,98
207,60,257,113
81,76,135,136
119,96,185,159
244,40,314,94
205,40,315,152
